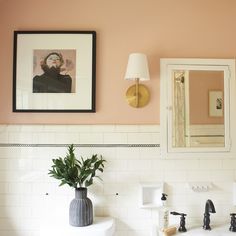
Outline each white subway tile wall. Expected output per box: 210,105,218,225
0,124,235,236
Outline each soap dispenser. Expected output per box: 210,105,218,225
159,193,169,230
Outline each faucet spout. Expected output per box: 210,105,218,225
205,199,216,214
203,199,216,230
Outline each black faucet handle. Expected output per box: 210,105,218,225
229,213,236,232
170,211,187,216
170,211,187,232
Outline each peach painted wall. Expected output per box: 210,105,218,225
1,0,236,124
189,71,224,124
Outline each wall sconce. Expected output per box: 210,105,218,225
124,53,150,108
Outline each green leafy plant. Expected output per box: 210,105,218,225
48,144,106,188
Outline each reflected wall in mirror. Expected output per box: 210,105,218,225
160,59,235,156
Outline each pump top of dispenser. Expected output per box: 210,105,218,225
161,193,168,201
161,193,168,206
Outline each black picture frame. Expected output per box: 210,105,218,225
13,31,96,112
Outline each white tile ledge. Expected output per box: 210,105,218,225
40,217,115,236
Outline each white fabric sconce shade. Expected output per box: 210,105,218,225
124,53,150,108
125,53,150,81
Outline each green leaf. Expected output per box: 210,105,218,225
85,178,93,187
48,144,106,188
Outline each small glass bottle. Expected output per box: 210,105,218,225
158,193,169,230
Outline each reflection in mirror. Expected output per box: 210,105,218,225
160,58,235,155
172,70,225,148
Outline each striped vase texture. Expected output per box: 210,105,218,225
69,187,93,227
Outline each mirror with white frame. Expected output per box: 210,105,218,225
160,58,235,157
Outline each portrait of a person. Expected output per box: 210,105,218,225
33,52,72,93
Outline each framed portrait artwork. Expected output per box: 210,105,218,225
13,31,96,112
209,90,223,117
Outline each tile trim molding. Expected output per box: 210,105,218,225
0,143,160,148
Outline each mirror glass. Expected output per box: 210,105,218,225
160,59,234,154
172,69,224,148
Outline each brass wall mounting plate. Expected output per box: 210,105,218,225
126,84,150,108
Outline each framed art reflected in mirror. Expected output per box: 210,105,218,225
209,90,223,117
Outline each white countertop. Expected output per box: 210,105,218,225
174,224,232,236
156,224,234,236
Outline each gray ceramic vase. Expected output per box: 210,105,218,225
69,187,93,227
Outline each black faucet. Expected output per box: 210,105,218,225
229,213,236,232
203,199,216,230
170,211,187,232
